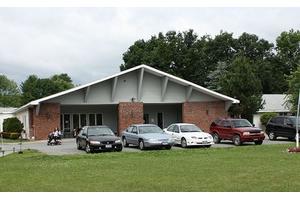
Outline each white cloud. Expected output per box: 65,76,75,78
0,7,300,85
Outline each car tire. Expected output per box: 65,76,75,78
116,146,123,152
212,133,221,144
85,143,92,153
233,135,242,146
268,132,276,140
254,140,263,145
122,137,129,147
181,138,187,148
77,141,81,150
165,145,172,150
139,140,145,150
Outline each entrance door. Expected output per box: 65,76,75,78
157,112,163,129
144,114,149,124
73,114,80,129
63,114,71,132
80,114,87,127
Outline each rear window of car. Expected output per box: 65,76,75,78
274,117,284,125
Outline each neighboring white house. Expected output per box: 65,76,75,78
0,107,16,132
253,94,292,129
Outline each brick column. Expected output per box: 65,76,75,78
31,103,61,140
182,101,227,132
118,102,143,136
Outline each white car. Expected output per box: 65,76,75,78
163,123,214,148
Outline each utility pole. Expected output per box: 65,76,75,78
296,89,300,148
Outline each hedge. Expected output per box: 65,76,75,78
2,117,24,133
0,132,21,139
260,112,278,127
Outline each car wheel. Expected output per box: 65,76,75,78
165,145,172,150
212,133,221,144
123,137,129,147
116,146,123,152
233,135,242,146
181,138,187,148
139,140,145,150
85,143,91,153
77,141,81,150
254,140,263,145
268,132,276,140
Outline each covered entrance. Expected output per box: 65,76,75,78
60,105,118,138
143,103,182,129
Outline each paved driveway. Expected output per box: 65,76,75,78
0,135,295,157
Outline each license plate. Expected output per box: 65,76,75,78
202,141,208,144
162,142,168,145
253,139,258,141
105,144,112,148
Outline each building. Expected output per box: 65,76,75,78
253,94,292,129
12,64,239,140
0,107,16,132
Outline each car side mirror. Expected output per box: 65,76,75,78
287,123,294,127
252,124,255,127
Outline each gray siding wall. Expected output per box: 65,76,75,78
47,70,220,105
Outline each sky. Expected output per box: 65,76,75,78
0,7,300,85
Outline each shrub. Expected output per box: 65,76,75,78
260,112,278,127
3,117,24,133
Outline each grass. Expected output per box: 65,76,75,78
0,144,299,192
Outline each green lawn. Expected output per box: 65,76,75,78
0,144,299,192
1,138,29,143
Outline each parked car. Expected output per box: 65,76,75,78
121,124,174,150
76,126,123,153
164,123,213,148
210,118,265,146
266,116,300,141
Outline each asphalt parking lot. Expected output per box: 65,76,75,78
0,135,295,157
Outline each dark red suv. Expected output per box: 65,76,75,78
210,118,265,146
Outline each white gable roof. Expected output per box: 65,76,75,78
258,94,291,113
14,64,239,113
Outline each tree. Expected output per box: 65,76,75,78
0,75,21,107
220,56,263,121
287,66,300,112
21,73,74,105
205,61,229,92
276,29,300,73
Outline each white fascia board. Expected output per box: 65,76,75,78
142,65,240,103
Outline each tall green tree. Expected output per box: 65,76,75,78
276,29,300,74
0,75,21,107
220,56,263,121
287,66,300,112
21,73,74,105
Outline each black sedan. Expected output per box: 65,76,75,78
76,126,123,153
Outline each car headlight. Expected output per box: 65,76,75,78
260,131,265,135
90,141,101,145
208,135,213,139
191,136,197,139
115,139,121,143
243,132,250,135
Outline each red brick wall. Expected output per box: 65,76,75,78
118,102,143,135
182,101,228,132
30,103,61,140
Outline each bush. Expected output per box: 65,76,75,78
260,112,278,127
3,117,24,133
0,132,21,139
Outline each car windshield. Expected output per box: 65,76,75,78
231,119,252,128
290,117,300,125
88,127,114,136
180,124,202,132
138,126,163,134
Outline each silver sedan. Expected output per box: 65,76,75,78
121,124,174,150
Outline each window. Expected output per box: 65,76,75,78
174,125,179,133
96,114,103,125
167,125,175,132
63,114,70,132
221,120,231,128
80,114,87,127
89,114,95,126
144,114,149,124
132,126,137,134
275,117,284,125
126,126,133,133
73,114,79,129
